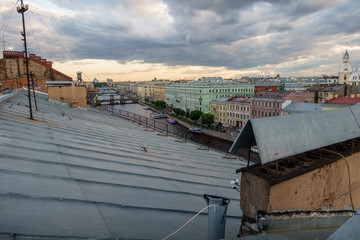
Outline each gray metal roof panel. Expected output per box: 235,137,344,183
282,102,322,113
327,210,360,240
0,90,243,239
230,107,360,164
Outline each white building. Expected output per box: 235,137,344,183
338,49,353,84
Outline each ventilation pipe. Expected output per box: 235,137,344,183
204,194,230,240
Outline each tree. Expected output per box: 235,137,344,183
201,113,214,126
185,111,190,118
180,110,186,116
173,108,182,115
217,122,223,128
155,100,166,108
190,110,202,122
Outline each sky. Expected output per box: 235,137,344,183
0,0,360,82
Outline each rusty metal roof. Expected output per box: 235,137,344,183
0,90,243,239
230,106,360,165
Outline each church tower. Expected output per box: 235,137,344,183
338,49,353,84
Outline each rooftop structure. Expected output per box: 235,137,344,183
230,106,360,235
0,90,243,239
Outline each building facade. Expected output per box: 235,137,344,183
0,51,72,92
165,82,254,113
250,91,289,118
226,96,251,128
210,98,228,124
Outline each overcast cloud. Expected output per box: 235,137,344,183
1,0,360,80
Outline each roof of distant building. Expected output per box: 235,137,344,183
211,97,228,104
253,91,290,99
254,82,282,87
348,71,360,82
282,102,322,113
227,96,251,103
201,77,223,81
46,81,76,85
0,90,242,239
325,96,360,105
307,84,346,92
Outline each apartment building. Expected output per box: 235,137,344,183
165,81,254,113
210,97,228,124
226,96,251,128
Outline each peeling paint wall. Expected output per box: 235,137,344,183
268,153,360,212
48,84,87,108
0,57,72,91
240,171,270,220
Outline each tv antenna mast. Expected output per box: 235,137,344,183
17,0,33,119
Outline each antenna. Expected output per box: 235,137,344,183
17,0,33,120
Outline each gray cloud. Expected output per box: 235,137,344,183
1,0,359,77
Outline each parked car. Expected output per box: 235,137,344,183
3,88,12,94
188,128,202,133
150,113,162,119
166,118,178,124
144,106,151,110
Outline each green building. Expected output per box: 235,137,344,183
165,81,254,113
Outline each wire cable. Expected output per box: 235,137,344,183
0,0,19,43
162,204,219,240
321,148,355,212
25,13,43,56
29,9,91,81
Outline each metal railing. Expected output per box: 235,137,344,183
98,105,255,161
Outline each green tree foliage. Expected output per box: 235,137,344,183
155,100,166,108
173,108,182,115
185,111,190,118
217,122,223,127
180,110,186,116
94,82,107,88
201,113,214,126
190,110,202,122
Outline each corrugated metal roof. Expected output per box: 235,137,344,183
0,90,243,239
230,106,360,164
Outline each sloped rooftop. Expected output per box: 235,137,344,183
0,90,243,239
282,102,322,114
230,106,360,165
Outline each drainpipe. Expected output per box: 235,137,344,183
204,194,230,240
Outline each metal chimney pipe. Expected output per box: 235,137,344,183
204,194,230,240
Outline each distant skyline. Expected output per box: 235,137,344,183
1,0,360,81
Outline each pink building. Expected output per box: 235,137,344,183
250,91,290,118
283,92,315,103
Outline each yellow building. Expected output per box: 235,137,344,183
134,82,166,101
210,98,228,124
47,81,87,108
226,96,251,128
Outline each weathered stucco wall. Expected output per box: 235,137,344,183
240,171,270,219
48,85,87,108
268,152,360,212
0,57,72,92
